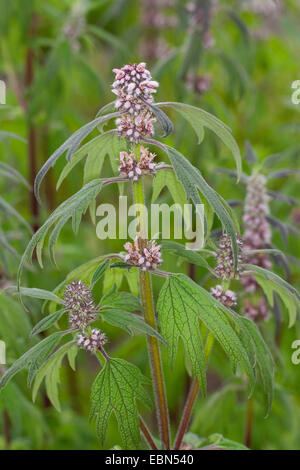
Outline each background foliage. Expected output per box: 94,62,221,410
0,0,300,450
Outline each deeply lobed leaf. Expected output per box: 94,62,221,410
90,358,151,449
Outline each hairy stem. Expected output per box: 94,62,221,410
139,417,158,450
173,332,214,450
132,144,170,450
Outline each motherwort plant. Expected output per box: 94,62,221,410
1,62,299,450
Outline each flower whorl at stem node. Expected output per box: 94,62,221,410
124,237,162,271
64,281,97,329
210,284,237,308
112,63,158,143
241,172,272,293
214,234,243,280
77,328,108,353
118,146,157,181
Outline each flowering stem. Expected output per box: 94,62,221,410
173,332,214,450
132,144,170,450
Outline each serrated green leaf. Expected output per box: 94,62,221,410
18,179,103,286
32,341,76,411
0,332,64,390
158,102,241,181
34,113,119,203
245,264,300,327
100,309,167,344
241,318,274,415
100,288,141,312
91,259,110,287
151,169,192,230
90,358,151,449
103,265,124,292
160,240,214,272
157,274,256,395
30,309,65,337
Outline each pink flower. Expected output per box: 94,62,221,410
77,328,108,353
210,284,237,308
123,238,162,271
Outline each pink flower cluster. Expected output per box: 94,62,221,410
112,63,158,143
118,147,156,181
241,173,272,293
214,234,243,280
210,284,237,308
77,328,108,353
64,281,97,329
243,298,270,323
116,111,156,143
124,238,162,271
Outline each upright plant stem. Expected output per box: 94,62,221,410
173,332,214,450
132,144,170,450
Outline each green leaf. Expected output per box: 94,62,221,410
0,332,64,390
157,274,256,395
100,287,141,312
18,179,103,285
0,161,30,188
55,134,101,189
147,103,174,138
241,318,274,415
160,240,214,272
164,146,239,270
0,296,32,355
152,169,186,207
151,169,192,229
32,341,77,411
158,102,242,180
91,259,110,288
100,309,167,344
90,358,151,449
206,433,249,450
30,309,65,337
7,286,64,304
34,113,118,203
246,264,300,327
